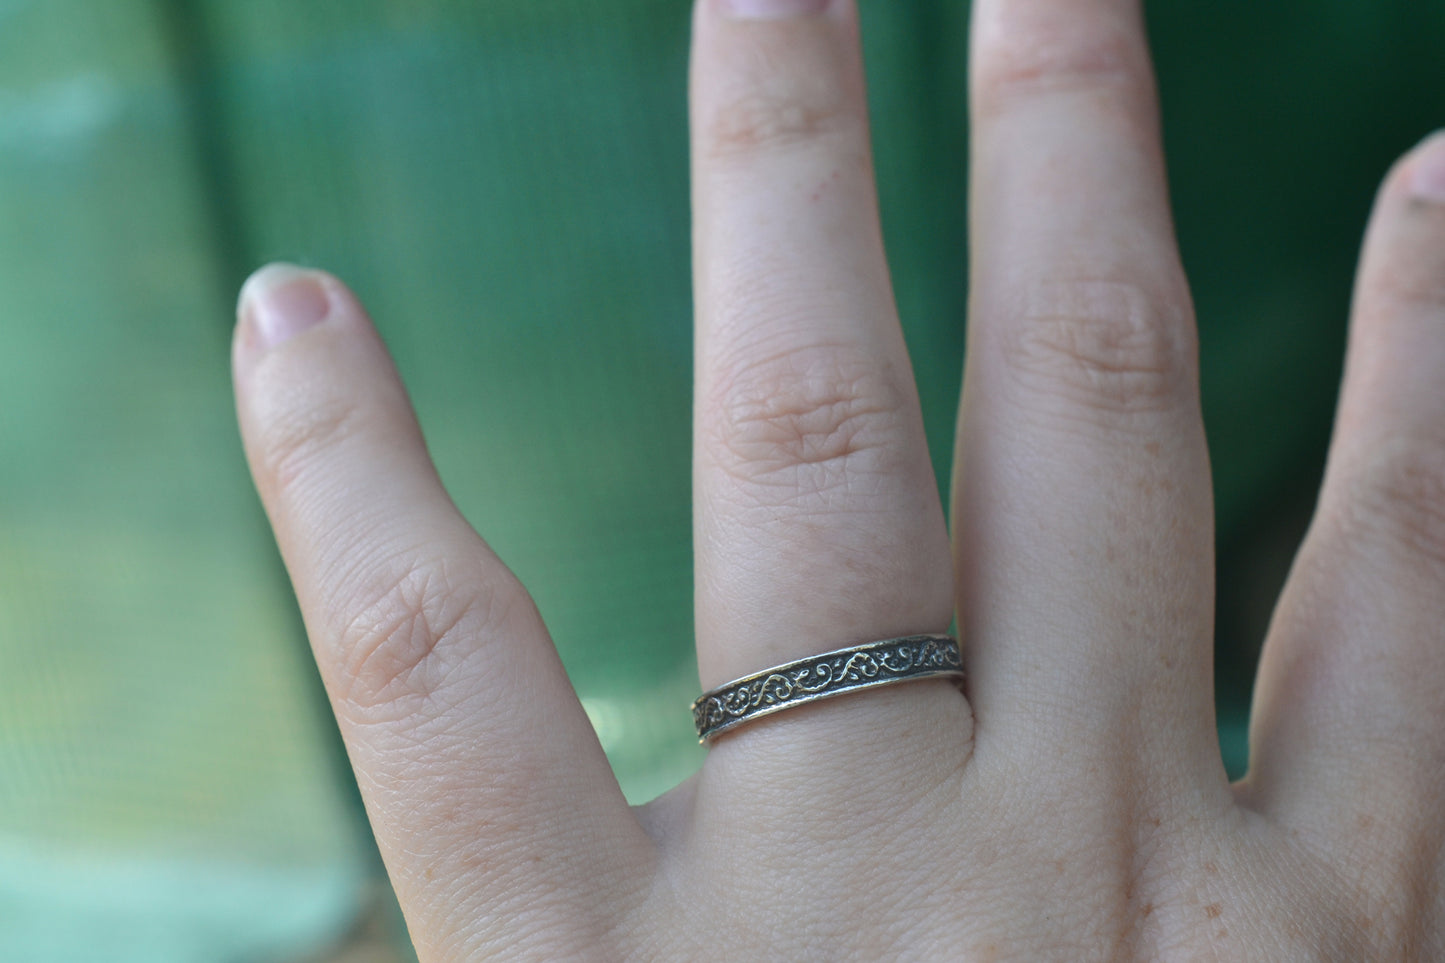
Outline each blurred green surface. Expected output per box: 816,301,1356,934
0,0,1440,959
0,3,371,960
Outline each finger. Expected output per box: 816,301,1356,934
956,0,1219,782
232,265,650,959
1246,135,1445,875
689,0,963,759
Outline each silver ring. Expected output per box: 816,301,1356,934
692,635,964,744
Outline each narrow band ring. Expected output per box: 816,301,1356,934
692,634,964,744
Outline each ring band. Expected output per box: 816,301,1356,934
691,634,964,744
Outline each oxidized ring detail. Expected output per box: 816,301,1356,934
692,634,964,744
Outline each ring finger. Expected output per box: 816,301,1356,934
688,0,967,783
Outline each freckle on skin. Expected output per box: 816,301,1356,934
1204,861,1218,874
809,169,844,203
1205,904,1223,919
1141,903,1153,917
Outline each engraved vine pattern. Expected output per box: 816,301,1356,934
692,636,963,740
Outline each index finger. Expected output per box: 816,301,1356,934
232,266,651,958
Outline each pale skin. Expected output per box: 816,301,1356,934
230,0,1445,958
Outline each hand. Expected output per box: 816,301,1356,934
231,0,1445,958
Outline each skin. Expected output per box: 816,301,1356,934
231,0,1445,958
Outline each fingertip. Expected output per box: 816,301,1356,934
234,264,345,374
714,0,831,21
1405,129,1445,205
698,0,848,26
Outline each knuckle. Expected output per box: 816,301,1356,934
702,346,907,492
972,14,1153,115
329,555,518,716
1358,276,1445,323
996,279,1194,419
705,88,859,158
1333,440,1445,571
701,36,863,161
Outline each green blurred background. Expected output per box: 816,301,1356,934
0,0,1439,959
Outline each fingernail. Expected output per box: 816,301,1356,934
1408,131,1445,204
719,0,830,20
241,264,333,350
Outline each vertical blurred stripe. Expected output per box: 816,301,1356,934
0,1,368,960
